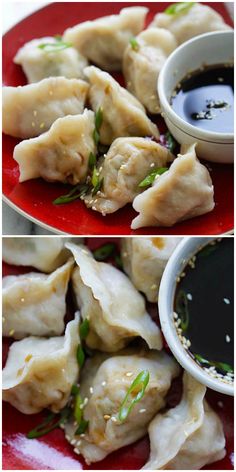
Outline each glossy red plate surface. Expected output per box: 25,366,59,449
2,2,234,235
2,237,234,470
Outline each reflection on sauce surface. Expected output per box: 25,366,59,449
171,64,234,133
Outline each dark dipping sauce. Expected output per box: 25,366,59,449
174,238,234,380
171,64,234,134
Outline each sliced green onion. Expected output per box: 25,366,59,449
198,243,217,258
164,2,195,16
53,183,89,205
138,167,168,188
75,419,89,435
71,384,80,396
79,319,90,339
27,407,70,439
175,289,189,331
95,107,103,131
118,370,150,422
130,37,139,51
91,167,103,196
93,243,116,261
77,345,85,368
88,152,97,170
165,131,177,153
194,354,234,374
93,128,100,147
194,354,210,365
38,39,72,52
74,394,83,423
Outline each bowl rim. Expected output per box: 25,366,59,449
158,236,234,396
158,30,234,142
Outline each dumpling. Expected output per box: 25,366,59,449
84,137,174,214
66,242,163,352
2,77,89,138
63,7,148,71
149,3,231,45
2,315,80,414
13,110,96,184
2,237,83,272
2,259,74,339
64,348,180,464
14,37,88,83
84,66,159,145
123,28,177,113
121,237,181,302
143,372,226,470
131,144,215,229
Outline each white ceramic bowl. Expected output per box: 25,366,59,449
158,31,234,163
158,237,234,396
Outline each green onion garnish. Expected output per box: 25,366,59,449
198,243,217,258
53,183,89,205
165,131,177,153
75,419,89,435
27,406,70,439
175,289,189,331
138,167,168,188
93,129,100,147
93,243,117,261
77,345,85,368
74,394,83,423
93,108,103,147
164,2,195,16
88,152,97,170
71,384,80,396
79,319,90,339
194,354,234,374
130,37,139,51
91,167,103,196
38,37,72,52
118,370,150,422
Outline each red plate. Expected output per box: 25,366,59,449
2,237,234,470
2,2,234,235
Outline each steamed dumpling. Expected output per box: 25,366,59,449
13,110,96,184
2,315,80,414
84,66,159,145
14,37,88,83
2,237,83,272
123,28,177,113
2,77,89,138
66,242,163,352
63,7,148,71
3,259,74,339
149,3,231,45
131,144,215,229
84,137,174,214
121,237,181,302
64,348,180,464
143,372,226,470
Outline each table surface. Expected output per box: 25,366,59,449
2,1,234,235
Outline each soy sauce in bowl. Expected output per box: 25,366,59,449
171,64,234,134
174,238,234,385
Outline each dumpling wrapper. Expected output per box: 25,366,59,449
84,66,159,145
3,258,74,339
64,348,180,464
66,242,163,352
2,237,83,272
131,144,215,229
13,110,96,184
84,137,174,214
149,3,231,45
63,7,148,71
2,77,89,138
123,28,177,113
143,372,226,470
2,314,80,414
121,237,181,302
14,37,88,83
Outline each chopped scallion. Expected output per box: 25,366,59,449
27,406,70,439
164,2,195,16
77,345,85,368
130,37,139,51
138,167,168,188
118,370,149,422
75,418,89,435
175,289,189,331
79,319,90,339
53,183,89,205
93,243,116,261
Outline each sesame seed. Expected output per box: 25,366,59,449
21,297,25,302
225,334,231,343
111,416,117,423
223,298,230,305
139,408,146,413
40,122,45,129
25,354,32,362
104,414,111,420
150,284,157,290
187,293,192,300
2,317,5,323
65,434,71,441
150,163,155,168
92,206,97,211
89,387,94,394
9,329,15,336
33,110,37,116
102,381,106,386
173,312,178,320
71,439,77,445
126,372,133,377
